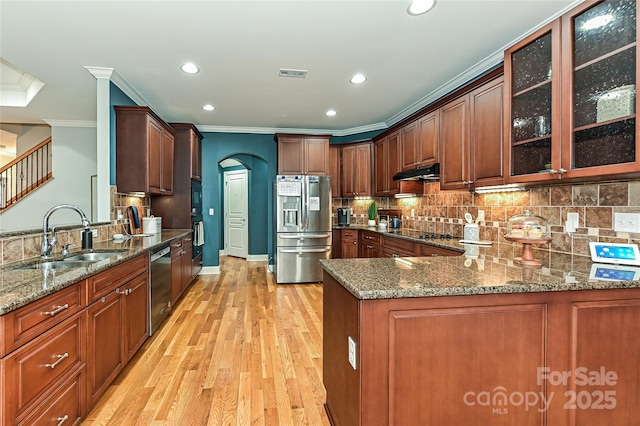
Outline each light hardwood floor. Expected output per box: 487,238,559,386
82,256,331,425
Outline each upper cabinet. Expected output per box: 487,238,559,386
401,112,439,170
115,106,175,195
375,131,401,196
342,142,373,197
329,145,341,197
441,76,505,190
277,134,330,175
505,0,638,183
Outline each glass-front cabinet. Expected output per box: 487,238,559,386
563,0,637,176
505,21,561,182
506,0,638,183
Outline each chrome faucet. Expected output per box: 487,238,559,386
42,204,91,258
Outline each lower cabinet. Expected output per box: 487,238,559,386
360,231,381,258
323,276,640,426
171,235,196,305
87,265,149,407
341,229,359,259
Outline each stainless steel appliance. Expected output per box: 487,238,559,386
337,207,350,226
274,175,332,283
149,243,171,334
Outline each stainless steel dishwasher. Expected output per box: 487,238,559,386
149,243,171,334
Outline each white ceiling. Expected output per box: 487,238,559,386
0,0,580,135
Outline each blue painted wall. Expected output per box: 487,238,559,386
201,132,277,267
330,129,384,144
109,83,137,185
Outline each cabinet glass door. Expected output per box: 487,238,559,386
565,0,637,171
506,21,560,179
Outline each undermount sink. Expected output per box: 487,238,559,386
63,251,124,262
26,260,94,270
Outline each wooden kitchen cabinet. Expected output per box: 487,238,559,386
401,111,439,170
323,275,640,426
342,142,373,197
154,123,203,229
359,231,381,258
374,132,401,196
1,312,85,426
171,235,195,305
506,0,639,183
418,244,460,257
341,229,359,259
86,253,149,407
329,145,341,196
115,106,176,195
276,134,330,175
332,229,342,258
440,76,504,190
381,235,416,258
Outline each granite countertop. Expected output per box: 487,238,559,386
320,239,640,300
0,230,190,315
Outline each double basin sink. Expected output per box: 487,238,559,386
19,251,126,271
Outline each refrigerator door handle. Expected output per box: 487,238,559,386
279,233,331,239
280,248,332,254
301,177,308,229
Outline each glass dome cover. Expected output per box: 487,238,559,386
506,210,550,239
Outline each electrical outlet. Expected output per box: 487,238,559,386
348,336,357,370
477,210,485,222
411,209,415,217
566,212,579,233
91,229,98,238
117,209,123,220
614,212,640,233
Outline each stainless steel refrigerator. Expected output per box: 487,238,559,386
274,175,332,283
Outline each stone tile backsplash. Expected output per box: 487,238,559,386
0,186,150,265
333,179,640,257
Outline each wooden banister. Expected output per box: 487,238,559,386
0,137,51,173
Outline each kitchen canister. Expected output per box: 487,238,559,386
463,223,479,242
142,216,162,234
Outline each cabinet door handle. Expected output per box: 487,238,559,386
547,169,558,175
45,304,69,316
353,241,357,245
462,180,473,185
57,415,69,426
559,168,567,174
45,352,69,369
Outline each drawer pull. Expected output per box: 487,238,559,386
45,352,69,369
45,304,69,316
57,415,69,426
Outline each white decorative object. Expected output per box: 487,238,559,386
368,219,376,227
597,84,635,123
463,224,479,242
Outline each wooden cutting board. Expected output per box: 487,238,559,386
127,206,143,235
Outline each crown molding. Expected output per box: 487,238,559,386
84,66,113,80
42,119,96,127
195,121,387,136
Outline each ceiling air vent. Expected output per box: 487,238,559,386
279,68,307,78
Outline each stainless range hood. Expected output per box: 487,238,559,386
392,163,440,181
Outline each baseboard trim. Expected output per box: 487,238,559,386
246,254,268,262
200,266,220,275
219,249,226,256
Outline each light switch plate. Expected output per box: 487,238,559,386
614,212,640,233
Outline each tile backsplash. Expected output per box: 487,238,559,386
0,186,151,265
333,179,640,257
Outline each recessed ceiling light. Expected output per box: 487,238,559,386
350,73,367,84
407,0,436,16
326,110,337,117
181,63,199,74
203,104,214,111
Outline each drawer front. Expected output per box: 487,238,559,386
17,368,84,426
360,231,381,245
382,236,416,254
4,313,84,422
418,244,462,257
382,247,416,258
1,282,84,357
87,253,148,303
341,229,358,242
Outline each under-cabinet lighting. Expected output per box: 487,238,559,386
127,192,146,198
394,258,414,267
354,196,372,200
473,184,526,194
395,193,417,198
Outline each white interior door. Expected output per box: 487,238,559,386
224,169,248,258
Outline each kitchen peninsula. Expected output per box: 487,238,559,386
320,243,640,425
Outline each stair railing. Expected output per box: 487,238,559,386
0,137,53,211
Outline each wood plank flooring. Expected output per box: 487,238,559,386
82,256,331,425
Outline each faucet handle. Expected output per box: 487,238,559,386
61,243,75,255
